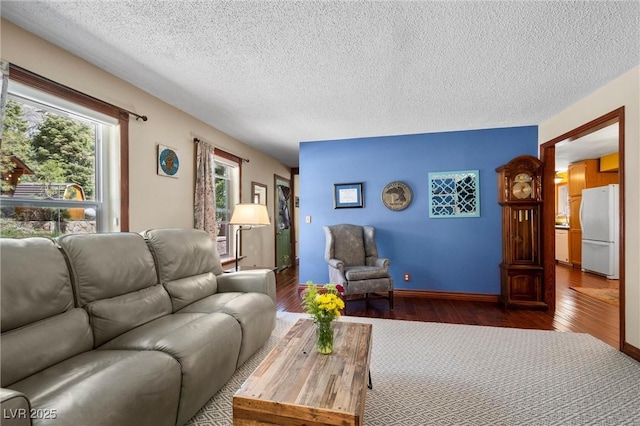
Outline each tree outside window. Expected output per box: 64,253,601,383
1,97,101,238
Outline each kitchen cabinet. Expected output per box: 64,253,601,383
568,162,587,197
568,159,619,196
569,230,582,267
555,229,569,263
568,197,582,267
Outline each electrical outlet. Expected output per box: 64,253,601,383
403,273,411,282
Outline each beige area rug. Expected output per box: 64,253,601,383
186,311,640,425
570,286,620,306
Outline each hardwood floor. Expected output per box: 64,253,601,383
275,263,619,348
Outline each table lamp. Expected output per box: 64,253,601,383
229,203,271,271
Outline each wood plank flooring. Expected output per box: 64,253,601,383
275,263,619,349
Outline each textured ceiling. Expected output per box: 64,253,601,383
2,1,638,167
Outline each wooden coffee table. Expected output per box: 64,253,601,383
233,318,372,426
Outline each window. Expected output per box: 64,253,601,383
0,65,128,238
213,152,240,260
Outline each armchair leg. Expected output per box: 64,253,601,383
389,290,394,311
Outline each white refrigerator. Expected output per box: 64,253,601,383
580,184,619,279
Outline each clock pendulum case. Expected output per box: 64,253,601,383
495,155,548,309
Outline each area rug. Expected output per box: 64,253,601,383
570,286,620,306
186,312,640,425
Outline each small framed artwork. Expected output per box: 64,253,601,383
157,144,180,178
334,182,364,209
428,170,480,218
251,181,267,205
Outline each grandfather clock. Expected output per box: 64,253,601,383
496,155,547,309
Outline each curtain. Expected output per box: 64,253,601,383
194,140,216,238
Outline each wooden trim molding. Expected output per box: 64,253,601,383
540,106,625,351
8,64,131,231
622,342,640,363
9,64,123,119
540,144,556,312
395,289,499,303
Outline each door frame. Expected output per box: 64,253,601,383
540,107,625,350
274,174,293,270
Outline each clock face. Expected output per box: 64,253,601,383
512,173,533,199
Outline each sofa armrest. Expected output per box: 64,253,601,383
217,269,276,303
1,388,32,426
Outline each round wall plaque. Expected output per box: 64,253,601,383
381,181,412,211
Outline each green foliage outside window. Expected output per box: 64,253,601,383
0,100,31,193
1,99,96,198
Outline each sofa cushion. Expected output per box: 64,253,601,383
1,238,74,332
85,284,172,347
143,228,224,281
163,272,218,312
176,292,245,313
57,233,159,306
1,308,93,387
98,312,242,425
178,291,275,365
10,350,181,426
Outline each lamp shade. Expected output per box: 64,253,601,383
229,203,271,226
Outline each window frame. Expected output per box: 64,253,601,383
213,148,241,262
5,64,130,231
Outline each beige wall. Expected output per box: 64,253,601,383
1,19,290,268
539,66,640,349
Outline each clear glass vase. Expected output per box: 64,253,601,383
315,319,334,354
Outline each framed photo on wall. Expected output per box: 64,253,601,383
334,182,363,208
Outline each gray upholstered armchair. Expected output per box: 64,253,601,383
323,224,394,312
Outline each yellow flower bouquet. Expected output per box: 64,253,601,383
301,282,345,354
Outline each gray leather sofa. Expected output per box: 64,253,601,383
0,228,276,426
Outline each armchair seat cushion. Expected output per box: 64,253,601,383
346,277,394,295
345,266,390,281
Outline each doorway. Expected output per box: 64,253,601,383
541,107,625,349
274,174,292,271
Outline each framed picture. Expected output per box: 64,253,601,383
428,170,480,218
157,144,180,178
334,182,363,209
251,181,267,205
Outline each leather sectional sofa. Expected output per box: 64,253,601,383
0,228,276,426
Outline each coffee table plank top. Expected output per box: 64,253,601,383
234,318,372,426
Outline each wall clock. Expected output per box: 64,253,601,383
381,181,412,211
157,144,180,178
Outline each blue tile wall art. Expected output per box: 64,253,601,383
428,170,480,218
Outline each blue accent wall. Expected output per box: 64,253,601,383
298,126,538,295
